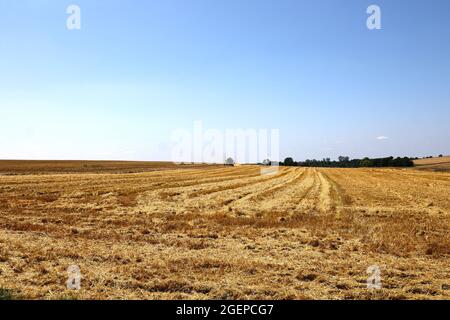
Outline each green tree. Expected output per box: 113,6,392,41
284,157,294,166
360,157,372,167
225,157,235,165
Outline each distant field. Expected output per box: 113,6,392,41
414,156,450,172
0,163,448,300
0,160,215,175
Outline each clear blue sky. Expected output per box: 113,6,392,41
1,0,449,161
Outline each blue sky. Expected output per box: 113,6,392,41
0,0,449,161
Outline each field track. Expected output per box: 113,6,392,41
0,163,449,299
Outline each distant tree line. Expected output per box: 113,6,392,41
276,156,415,168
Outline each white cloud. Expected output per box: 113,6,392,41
376,136,389,140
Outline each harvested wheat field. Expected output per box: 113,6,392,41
0,160,210,175
414,156,450,172
0,162,449,300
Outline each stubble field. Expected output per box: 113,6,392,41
414,156,450,172
0,161,449,300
